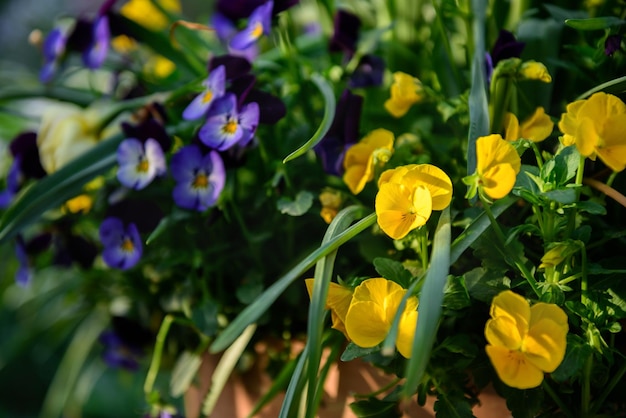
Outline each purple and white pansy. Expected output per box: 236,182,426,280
116,138,166,190
99,217,143,270
198,93,259,151
182,65,227,121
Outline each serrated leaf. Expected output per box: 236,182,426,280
433,391,475,418
170,351,203,398
443,276,471,310
277,191,314,216
551,335,592,382
501,386,544,418
565,17,626,31
340,342,381,362
373,258,413,289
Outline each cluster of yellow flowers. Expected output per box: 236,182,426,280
306,278,418,358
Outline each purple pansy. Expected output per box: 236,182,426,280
99,217,143,270
230,1,274,51
99,330,142,370
314,89,363,176
183,65,227,120
116,138,166,190
83,14,110,69
1,132,46,208
486,29,525,82
349,54,385,88
40,27,68,83
0,158,22,209
199,93,259,150
171,145,225,211
329,10,361,57
605,34,622,56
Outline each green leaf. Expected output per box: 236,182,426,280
341,342,381,362
443,275,471,310
373,258,413,289
464,267,510,303
282,73,336,163
349,398,402,418
276,191,315,216
500,386,544,418
576,75,626,100
573,201,607,215
433,391,475,418
565,17,626,31
543,188,577,204
191,300,220,337
170,351,203,398
403,207,451,397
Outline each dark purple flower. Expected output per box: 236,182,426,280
83,14,110,69
99,217,142,270
329,10,361,57
15,235,33,287
171,145,225,211
605,34,622,56
10,132,46,180
99,328,144,370
183,66,227,121
199,94,259,150
121,103,172,152
0,158,22,209
40,27,68,83
230,1,274,51
106,199,164,233
116,138,166,190
314,89,363,176
216,0,296,21
486,29,525,82
349,54,385,88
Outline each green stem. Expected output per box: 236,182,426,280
581,244,589,306
530,142,544,170
144,314,175,396
480,194,540,296
606,171,619,188
542,380,574,418
567,155,586,238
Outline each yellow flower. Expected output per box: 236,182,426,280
558,92,626,172
144,55,176,79
305,279,353,338
64,194,93,214
37,101,117,174
518,61,552,83
475,134,521,200
376,164,453,240
343,128,394,195
344,278,418,358
503,107,554,142
384,72,424,118
485,290,568,389
120,0,181,31
319,188,343,224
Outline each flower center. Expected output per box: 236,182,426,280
222,118,238,135
251,22,264,39
193,173,209,188
121,237,134,252
201,90,213,104
136,158,150,173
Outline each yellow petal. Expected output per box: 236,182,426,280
404,164,453,210
520,107,554,142
503,112,520,142
485,316,523,350
305,279,354,337
523,303,568,372
396,296,419,358
575,117,600,157
362,128,395,150
486,345,545,389
376,183,431,240
384,98,412,118
489,291,530,340
480,163,517,199
476,134,521,176
343,164,368,195
596,113,626,172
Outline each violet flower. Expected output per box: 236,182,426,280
171,145,225,211
230,1,274,51
40,27,68,83
1,132,46,208
99,217,143,270
116,138,166,190
605,35,622,56
99,330,142,370
0,158,22,209
199,93,259,150
314,89,363,176
329,10,361,57
182,65,227,121
83,14,111,69
486,29,525,82
349,54,385,88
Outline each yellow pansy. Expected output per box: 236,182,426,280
376,164,453,240
120,0,181,31
485,290,568,389
344,278,418,358
518,61,552,83
343,128,394,195
475,134,521,200
503,107,554,142
384,72,425,118
558,92,626,172
318,188,343,224
144,55,176,79
305,279,353,338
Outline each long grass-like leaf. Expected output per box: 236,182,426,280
202,324,257,416
575,75,626,100
210,210,376,353
282,73,336,163
402,207,451,397
278,345,309,418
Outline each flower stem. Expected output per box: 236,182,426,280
542,380,574,418
589,358,626,416
144,314,175,397
480,194,540,297
581,353,593,417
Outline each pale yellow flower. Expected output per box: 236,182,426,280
518,61,552,83
503,107,554,142
343,129,394,195
485,290,568,389
558,92,626,172
318,188,343,224
475,134,521,200
344,278,418,358
384,72,424,118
